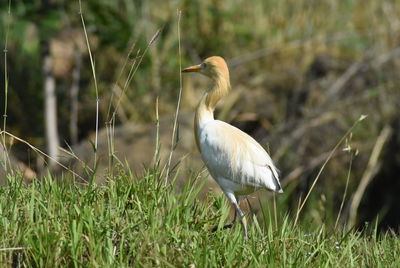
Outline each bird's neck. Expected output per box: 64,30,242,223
194,76,229,152
195,75,230,127
193,71,230,152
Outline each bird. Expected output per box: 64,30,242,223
182,56,283,237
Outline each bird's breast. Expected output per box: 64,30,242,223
198,121,239,179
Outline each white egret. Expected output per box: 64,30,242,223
182,56,283,237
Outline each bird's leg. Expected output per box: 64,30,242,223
211,192,247,237
212,191,240,233
234,203,248,238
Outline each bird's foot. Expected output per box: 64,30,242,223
211,222,235,233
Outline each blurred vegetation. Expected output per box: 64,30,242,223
1,0,400,231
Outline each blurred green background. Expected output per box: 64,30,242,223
1,0,400,231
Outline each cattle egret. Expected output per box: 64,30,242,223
182,56,283,237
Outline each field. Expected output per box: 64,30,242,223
0,170,399,267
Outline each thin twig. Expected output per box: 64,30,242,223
229,32,352,68
371,47,400,68
326,60,364,97
273,112,337,161
282,151,333,187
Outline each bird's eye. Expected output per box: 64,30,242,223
201,63,207,69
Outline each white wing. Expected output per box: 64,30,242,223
199,120,282,192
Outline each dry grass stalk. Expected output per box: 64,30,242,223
1,130,86,182
79,0,100,169
165,10,183,184
335,151,354,229
153,97,161,167
294,115,367,226
111,29,162,121
2,1,12,174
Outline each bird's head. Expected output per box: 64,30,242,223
182,56,230,83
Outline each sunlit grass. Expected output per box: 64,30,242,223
0,170,398,267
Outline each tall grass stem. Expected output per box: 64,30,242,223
165,10,183,184
335,151,353,229
1,0,12,174
79,0,99,169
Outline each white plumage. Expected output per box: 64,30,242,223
199,120,282,194
182,56,283,237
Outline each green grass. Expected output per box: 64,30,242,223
0,169,398,267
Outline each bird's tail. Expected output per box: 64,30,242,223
268,165,283,193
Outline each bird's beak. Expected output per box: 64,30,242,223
182,64,201,73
